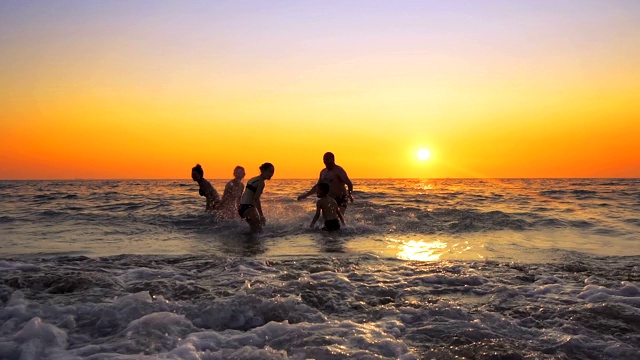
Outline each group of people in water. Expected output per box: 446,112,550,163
191,152,354,234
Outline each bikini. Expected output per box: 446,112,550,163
238,180,260,218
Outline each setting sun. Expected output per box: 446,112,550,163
417,149,431,161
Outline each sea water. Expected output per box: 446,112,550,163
0,179,638,359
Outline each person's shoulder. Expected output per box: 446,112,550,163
249,176,265,186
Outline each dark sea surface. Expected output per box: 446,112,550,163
0,179,638,359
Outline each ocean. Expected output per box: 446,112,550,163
0,178,638,359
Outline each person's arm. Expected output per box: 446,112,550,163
297,184,318,201
339,168,354,202
235,183,243,205
298,171,323,200
204,182,220,211
255,181,266,224
254,198,265,224
221,181,233,201
212,186,221,204
310,202,321,228
337,206,345,225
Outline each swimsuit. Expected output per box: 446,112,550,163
322,219,340,231
238,204,254,218
245,182,258,192
238,178,262,218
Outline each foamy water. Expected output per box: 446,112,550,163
0,179,638,358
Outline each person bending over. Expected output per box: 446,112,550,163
238,163,275,233
191,164,220,212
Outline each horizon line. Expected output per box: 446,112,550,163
1,177,638,181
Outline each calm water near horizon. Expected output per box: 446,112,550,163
1,178,639,260
0,178,638,359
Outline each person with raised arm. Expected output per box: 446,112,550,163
297,152,353,215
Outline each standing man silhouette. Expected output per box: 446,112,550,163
297,152,354,215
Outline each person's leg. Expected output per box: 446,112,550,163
245,207,263,233
238,204,249,218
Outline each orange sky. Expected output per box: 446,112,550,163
1,1,639,179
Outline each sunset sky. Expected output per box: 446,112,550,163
1,1,639,179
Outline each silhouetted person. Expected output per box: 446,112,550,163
215,166,245,219
297,152,353,215
191,164,220,212
239,163,275,233
310,182,345,231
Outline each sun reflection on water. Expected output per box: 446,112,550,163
415,180,433,194
389,237,476,261
392,238,447,261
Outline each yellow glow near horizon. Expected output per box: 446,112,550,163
1,2,639,179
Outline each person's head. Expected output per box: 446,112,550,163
316,182,330,198
233,166,245,180
323,152,335,169
191,164,204,182
259,162,275,180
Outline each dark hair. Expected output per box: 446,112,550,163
318,182,330,194
259,162,274,172
323,152,335,160
192,164,203,177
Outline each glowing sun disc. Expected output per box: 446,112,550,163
417,148,431,160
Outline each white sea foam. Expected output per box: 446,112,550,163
579,282,640,306
1,254,635,359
